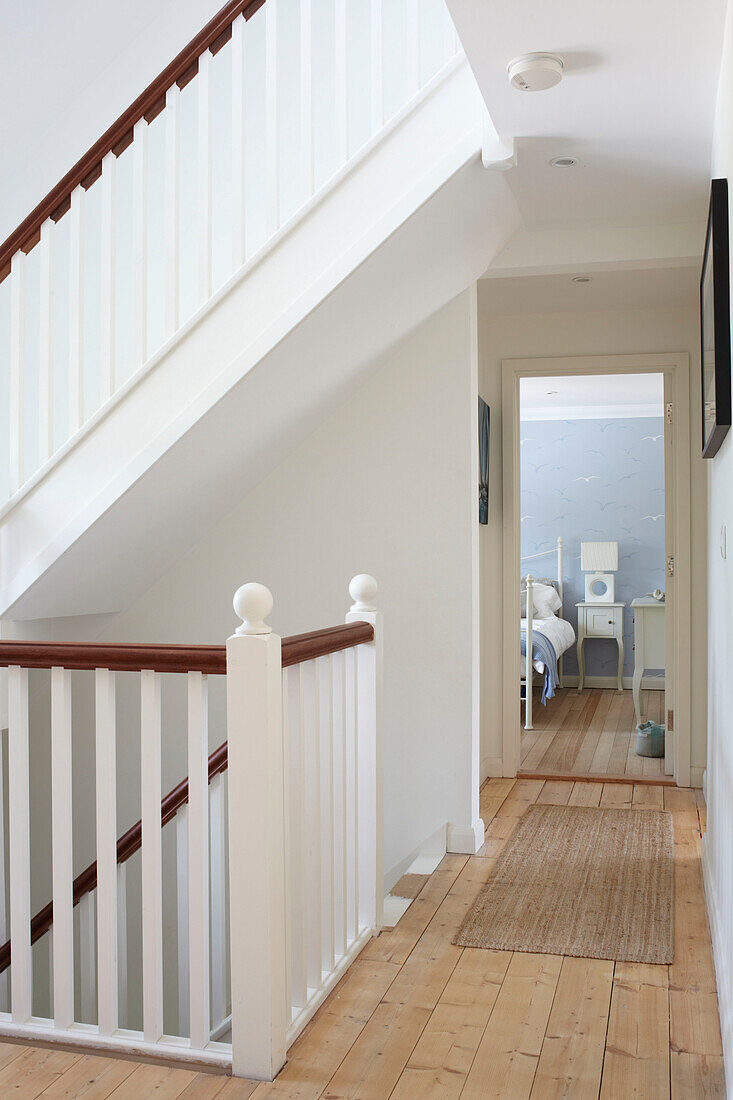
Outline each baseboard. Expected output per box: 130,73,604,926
701,834,733,1097
384,822,447,894
563,674,665,691
689,766,705,790
481,755,504,781
446,817,485,855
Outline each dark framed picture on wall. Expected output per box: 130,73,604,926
478,398,490,524
700,177,731,458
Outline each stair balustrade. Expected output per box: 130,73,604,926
0,575,382,1080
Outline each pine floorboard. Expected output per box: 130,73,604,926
10,777,722,1100
521,687,668,779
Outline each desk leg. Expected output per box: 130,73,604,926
632,663,643,725
577,638,585,693
617,635,624,693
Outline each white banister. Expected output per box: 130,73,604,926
140,667,163,1043
100,152,117,402
68,186,85,434
227,582,287,1080
38,219,55,463
8,666,31,1023
197,49,213,305
51,666,74,1029
187,670,210,1050
132,119,149,370
164,84,181,336
9,251,26,494
231,14,246,270
345,575,383,934
95,667,118,1035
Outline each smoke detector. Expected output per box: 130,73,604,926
507,53,563,92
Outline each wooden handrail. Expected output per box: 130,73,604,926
0,0,266,280
0,619,373,973
0,623,373,673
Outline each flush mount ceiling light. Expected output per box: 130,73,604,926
572,275,592,284
507,53,563,92
550,155,578,168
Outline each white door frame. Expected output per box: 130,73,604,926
501,352,691,786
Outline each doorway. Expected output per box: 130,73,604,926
502,353,692,786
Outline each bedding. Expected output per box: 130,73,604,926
520,615,576,703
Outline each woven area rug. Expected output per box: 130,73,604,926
454,804,674,964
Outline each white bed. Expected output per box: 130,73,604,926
520,537,577,731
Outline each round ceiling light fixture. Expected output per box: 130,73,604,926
507,53,563,92
572,275,592,284
550,155,578,168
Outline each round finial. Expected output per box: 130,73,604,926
233,583,273,635
349,574,378,612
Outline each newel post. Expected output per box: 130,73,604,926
226,583,287,1081
345,575,384,934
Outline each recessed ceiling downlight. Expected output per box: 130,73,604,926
550,156,578,168
507,53,563,92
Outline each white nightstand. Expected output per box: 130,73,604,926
576,602,625,693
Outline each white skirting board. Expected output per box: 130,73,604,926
446,818,485,855
689,766,705,790
383,821,447,894
701,834,733,1097
481,755,504,781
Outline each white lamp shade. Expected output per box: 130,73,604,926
581,541,618,572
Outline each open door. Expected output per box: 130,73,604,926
663,373,675,776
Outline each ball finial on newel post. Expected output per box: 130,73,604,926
349,574,378,613
233,582,274,635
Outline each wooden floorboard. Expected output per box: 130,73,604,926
13,776,722,1100
521,688,674,781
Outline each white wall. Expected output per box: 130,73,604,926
702,0,733,1086
477,291,707,779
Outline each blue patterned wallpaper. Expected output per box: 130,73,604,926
520,416,665,678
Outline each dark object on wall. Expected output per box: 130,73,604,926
479,398,490,524
700,178,731,458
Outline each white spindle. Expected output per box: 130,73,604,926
405,0,420,98
117,862,128,1026
197,50,213,304
331,650,347,959
210,771,228,1030
140,668,163,1043
176,805,189,1037
265,1,280,237
51,666,74,1029
68,186,85,433
344,646,359,941
299,0,313,199
231,15,246,270
319,656,335,974
345,575,383,933
100,152,117,401
132,120,149,368
95,667,118,1035
0,728,7,1010
334,0,348,164
369,0,383,134
227,583,287,1080
9,252,26,494
187,671,210,1050
164,84,181,337
302,660,321,991
8,666,31,1023
38,221,55,463
287,666,307,1011
444,6,457,62
79,890,97,1023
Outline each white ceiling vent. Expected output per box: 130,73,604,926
507,53,563,91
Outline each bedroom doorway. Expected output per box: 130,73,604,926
502,353,692,787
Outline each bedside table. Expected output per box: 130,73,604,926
576,602,625,693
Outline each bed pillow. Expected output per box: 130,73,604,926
520,579,562,618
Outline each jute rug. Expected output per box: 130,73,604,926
454,804,674,964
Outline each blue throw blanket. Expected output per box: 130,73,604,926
520,627,559,704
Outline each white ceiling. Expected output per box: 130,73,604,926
447,0,727,232
480,265,699,315
521,372,664,419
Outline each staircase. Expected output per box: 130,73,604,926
0,0,518,623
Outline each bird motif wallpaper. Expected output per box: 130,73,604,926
520,416,665,679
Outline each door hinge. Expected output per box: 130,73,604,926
667,709,674,732
666,401,674,424
666,555,675,577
